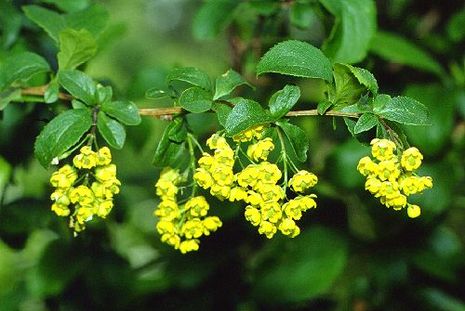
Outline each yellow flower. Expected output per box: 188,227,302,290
261,202,282,223
370,138,396,161
289,170,318,193
401,147,423,171
278,218,300,238
50,164,77,188
193,168,213,189
155,179,178,198
69,185,95,206
179,239,199,254
210,164,234,186
75,206,94,224
228,187,248,202
365,177,382,194
96,146,112,166
244,206,261,226
50,189,71,206
95,164,118,184
357,156,378,177
202,216,222,234
257,162,282,185
258,221,277,239
233,125,265,142
181,219,204,239
154,199,180,220
157,220,176,235
257,184,285,202
376,159,401,181
94,199,113,218
198,153,215,169
206,134,229,150
407,204,421,218
247,138,274,161
245,191,263,206
73,146,98,169
51,203,70,217
161,233,181,249
209,184,231,200
185,196,210,217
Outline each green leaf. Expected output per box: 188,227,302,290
34,109,92,167
354,113,378,134
212,102,232,128
0,2,22,49
268,85,301,119
403,84,455,156
370,31,443,75
290,3,315,29
58,69,96,105
44,80,59,103
23,4,108,43
0,88,22,111
97,111,126,149
253,226,347,304
276,120,309,162
320,0,376,63
374,95,429,126
166,67,212,91
224,98,272,136
0,52,50,90
65,4,109,38
447,7,465,42
178,87,213,113
213,69,251,100
317,100,333,115
101,100,141,126
23,5,66,42
96,85,113,105
145,88,168,100
0,156,12,201
330,63,367,107
153,123,187,168
256,40,333,81
167,118,187,143
57,28,97,70
338,63,378,95
39,0,90,13
192,0,239,40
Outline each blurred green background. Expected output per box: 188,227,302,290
1,0,465,310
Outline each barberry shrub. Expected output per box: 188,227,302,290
0,0,464,309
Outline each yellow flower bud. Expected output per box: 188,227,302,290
407,204,421,218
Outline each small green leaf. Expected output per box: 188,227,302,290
44,80,59,103
370,31,443,75
224,98,272,136
166,67,211,91
354,113,378,134
0,52,50,90
57,28,97,70
253,226,347,303
167,118,187,143
257,40,333,81
65,4,108,37
153,123,187,168
374,95,429,126
97,112,126,149
337,63,378,95
192,0,239,40
317,100,333,115
320,0,377,64
40,0,90,13
213,69,251,100
269,85,301,119
145,88,168,100
23,5,66,42
0,88,22,110
276,120,309,162
58,69,96,105
179,87,213,113
34,109,92,167
101,100,141,126
212,102,232,128
331,63,367,107
446,7,465,42
96,85,112,105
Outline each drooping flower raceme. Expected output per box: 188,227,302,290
357,139,433,218
155,168,222,254
49,146,120,233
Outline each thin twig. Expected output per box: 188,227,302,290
21,85,72,100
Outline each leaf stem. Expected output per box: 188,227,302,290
276,127,288,188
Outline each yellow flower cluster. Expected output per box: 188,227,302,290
194,132,318,239
155,168,222,254
232,125,265,142
357,138,433,218
49,146,120,232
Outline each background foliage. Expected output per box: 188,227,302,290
1,0,465,310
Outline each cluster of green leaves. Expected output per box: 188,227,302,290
0,2,141,168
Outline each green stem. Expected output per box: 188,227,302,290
276,127,288,187
187,134,198,197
